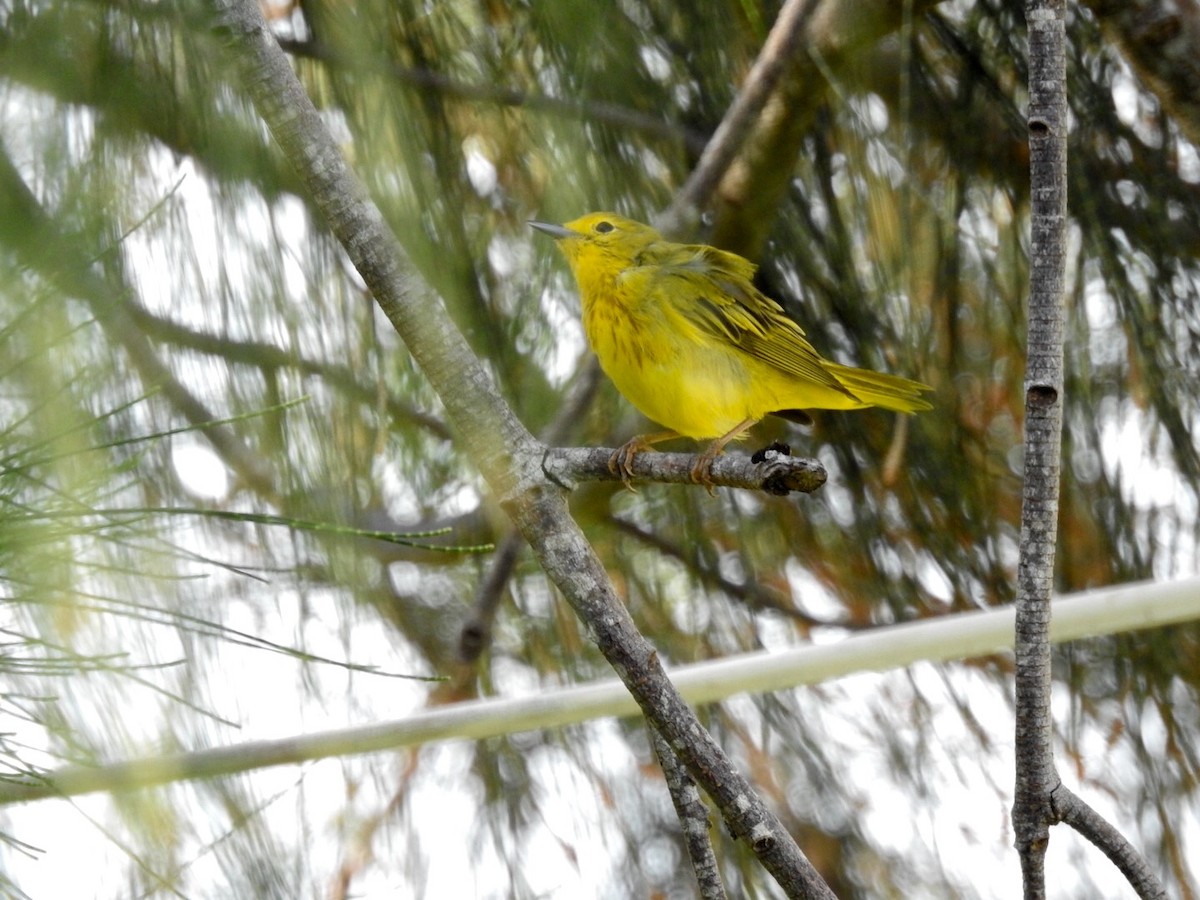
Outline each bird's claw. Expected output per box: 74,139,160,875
609,439,648,491
689,451,719,496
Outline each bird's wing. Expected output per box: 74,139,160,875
622,245,853,396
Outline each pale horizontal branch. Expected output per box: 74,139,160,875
542,446,827,496
3,574,1197,806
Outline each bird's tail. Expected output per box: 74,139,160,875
825,363,933,414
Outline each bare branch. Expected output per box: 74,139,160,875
651,727,727,900
543,446,826,496
1013,3,1069,893
1053,785,1168,900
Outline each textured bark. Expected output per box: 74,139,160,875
1053,786,1169,900
1013,2,1068,896
651,728,727,900
1011,7,1167,899
542,445,826,496
504,489,836,899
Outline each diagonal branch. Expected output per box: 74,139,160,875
651,727,727,900
1052,785,1168,900
666,0,942,256
208,1,835,895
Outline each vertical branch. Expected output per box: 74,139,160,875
1013,1,1067,895
1016,9,1172,898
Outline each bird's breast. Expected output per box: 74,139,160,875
580,292,762,439
580,281,657,369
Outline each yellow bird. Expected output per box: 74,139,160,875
530,212,932,484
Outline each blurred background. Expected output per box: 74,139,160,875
0,0,1197,896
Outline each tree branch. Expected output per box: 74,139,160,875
651,727,727,900
208,1,834,895
1013,4,1069,895
1052,785,1168,900
693,0,942,258
543,446,826,496
1009,4,1165,897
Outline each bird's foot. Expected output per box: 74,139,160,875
608,437,653,491
689,447,722,496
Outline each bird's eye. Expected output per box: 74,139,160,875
594,221,614,234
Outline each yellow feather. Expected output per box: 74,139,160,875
530,212,932,479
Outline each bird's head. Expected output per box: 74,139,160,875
530,213,662,280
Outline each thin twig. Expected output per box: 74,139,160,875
1052,785,1167,900
650,727,727,900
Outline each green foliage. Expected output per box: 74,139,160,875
0,0,1196,896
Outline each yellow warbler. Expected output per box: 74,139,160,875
531,212,932,484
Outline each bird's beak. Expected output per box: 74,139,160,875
528,220,578,240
